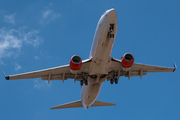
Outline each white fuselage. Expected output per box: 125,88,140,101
81,9,118,109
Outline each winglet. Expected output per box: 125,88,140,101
173,63,177,72
2,71,9,80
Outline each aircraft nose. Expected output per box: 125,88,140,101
106,8,116,16
104,8,117,24
105,8,117,22
107,8,115,12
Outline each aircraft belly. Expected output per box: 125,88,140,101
97,35,114,60
89,33,113,75
81,83,102,107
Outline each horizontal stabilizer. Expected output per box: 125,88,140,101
50,100,82,109
91,100,116,107
50,100,116,109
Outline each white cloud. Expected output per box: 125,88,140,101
4,14,15,24
34,79,51,89
0,28,42,60
0,29,21,59
40,9,60,25
34,56,39,60
15,63,22,71
23,30,41,47
43,10,53,19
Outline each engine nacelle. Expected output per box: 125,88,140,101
69,55,82,74
121,53,134,71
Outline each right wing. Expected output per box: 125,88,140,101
5,59,92,82
108,58,176,80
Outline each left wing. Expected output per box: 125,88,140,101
5,59,92,82
108,58,176,80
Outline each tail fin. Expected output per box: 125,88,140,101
50,100,116,110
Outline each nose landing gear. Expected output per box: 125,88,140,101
109,24,115,38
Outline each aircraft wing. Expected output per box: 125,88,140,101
109,58,176,79
5,59,91,82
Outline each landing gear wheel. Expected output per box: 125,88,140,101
110,79,114,84
85,79,88,86
115,78,118,84
110,34,114,38
80,80,83,86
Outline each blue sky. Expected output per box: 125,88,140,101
0,0,180,120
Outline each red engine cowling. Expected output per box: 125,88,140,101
69,55,82,74
121,53,134,71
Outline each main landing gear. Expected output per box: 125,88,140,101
110,78,118,84
109,24,114,38
80,79,88,86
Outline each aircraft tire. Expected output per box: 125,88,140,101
80,80,83,86
115,78,118,84
110,79,113,84
110,34,114,38
85,80,88,86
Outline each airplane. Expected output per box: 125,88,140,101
4,8,176,110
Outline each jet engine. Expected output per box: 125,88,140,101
121,53,134,71
69,55,82,74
